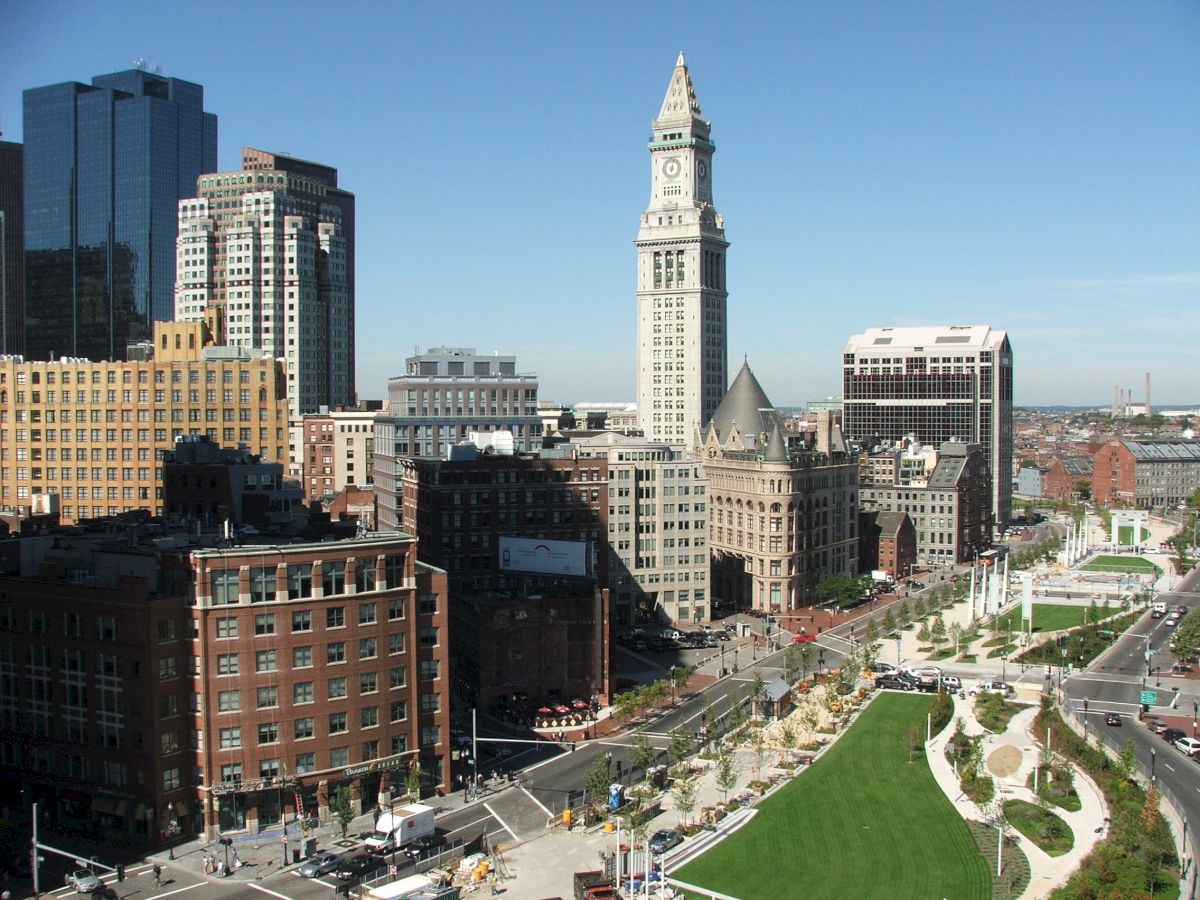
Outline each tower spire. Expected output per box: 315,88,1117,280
657,51,704,127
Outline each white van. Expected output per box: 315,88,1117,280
660,628,682,641
1153,602,1168,615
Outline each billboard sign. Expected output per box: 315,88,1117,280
499,536,587,577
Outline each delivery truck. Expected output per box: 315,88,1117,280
364,804,435,854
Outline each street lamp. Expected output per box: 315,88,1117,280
1151,747,1157,786
1083,697,1089,739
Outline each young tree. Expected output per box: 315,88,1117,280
931,614,948,650
914,596,928,620
882,608,898,637
864,617,880,649
668,665,689,705
783,647,799,685
777,722,797,764
1117,737,1137,783
630,735,655,774
715,753,739,804
331,786,354,838
750,731,767,778
898,601,912,631
799,703,819,738
749,670,768,719
404,761,423,801
667,726,692,771
671,774,700,829
798,644,815,681
916,619,932,646
584,754,612,810
727,694,749,732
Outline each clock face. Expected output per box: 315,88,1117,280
662,157,682,180
697,160,708,180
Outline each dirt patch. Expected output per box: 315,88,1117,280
987,744,1024,778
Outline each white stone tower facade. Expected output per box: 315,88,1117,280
636,53,728,446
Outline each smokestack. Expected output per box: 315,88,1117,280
1112,384,1119,418
1145,372,1151,417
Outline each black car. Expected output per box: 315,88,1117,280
335,854,382,882
875,674,913,691
1104,712,1121,726
1162,727,1187,744
404,833,447,860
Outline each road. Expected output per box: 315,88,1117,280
1061,564,1200,871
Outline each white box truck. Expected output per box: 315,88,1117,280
364,804,435,854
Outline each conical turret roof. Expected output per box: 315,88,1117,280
655,51,705,129
708,360,783,444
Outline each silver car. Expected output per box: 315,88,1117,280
65,869,104,893
297,850,344,878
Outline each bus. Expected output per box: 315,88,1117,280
978,547,1009,567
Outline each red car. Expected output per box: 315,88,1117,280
791,633,817,644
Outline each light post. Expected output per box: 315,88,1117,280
614,815,624,891
1193,701,1198,740
1151,747,1157,787
1083,697,1089,739
1001,654,1007,684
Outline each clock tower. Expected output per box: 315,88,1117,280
635,52,728,446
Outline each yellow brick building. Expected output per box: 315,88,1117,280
0,321,287,523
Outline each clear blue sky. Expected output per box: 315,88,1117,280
3,0,1197,408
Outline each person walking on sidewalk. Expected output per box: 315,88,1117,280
153,864,162,887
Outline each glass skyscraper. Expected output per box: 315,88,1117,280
23,68,217,362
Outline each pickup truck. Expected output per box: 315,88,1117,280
574,870,617,900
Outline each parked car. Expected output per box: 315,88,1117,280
875,674,914,691
404,833,447,860
914,665,943,679
1177,605,1189,615
1104,712,1122,726
298,851,344,879
648,829,684,854
942,676,962,691
1151,609,1165,619
1147,718,1169,734
872,661,899,675
969,681,1014,696
1175,737,1200,757
335,854,382,882
1162,727,1187,744
1165,617,1180,628
65,870,104,893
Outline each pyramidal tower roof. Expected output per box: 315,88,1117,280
655,51,705,129
708,360,782,443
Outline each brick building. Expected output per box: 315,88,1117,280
1044,455,1093,501
859,509,916,579
0,320,287,524
0,526,448,845
1093,440,1200,509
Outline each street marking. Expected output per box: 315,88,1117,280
483,802,518,841
521,785,553,818
247,882,297,900
1165,764,1176,772
144,885,205,900
444,814,494,836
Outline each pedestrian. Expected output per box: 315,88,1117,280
489,871,499,895
231,849,241,870
153,864,162,886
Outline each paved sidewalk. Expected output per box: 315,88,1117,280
924,696,1109,899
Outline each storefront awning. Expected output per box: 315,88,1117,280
172,801,188,817
91,798,115,815
134,804,152,821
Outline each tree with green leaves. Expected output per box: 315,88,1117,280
749,669,768,719
668,665,689,705
1117,737,1137,783
898,601,912,631
404,761,422,801
882,608,898,637
715,753,739,804
630,734,655,774
777,722,797,764
865,617,880,649
916,619,932,646
1170,609,1200,663
783,647,799,685
584,754,612,810
667,725,692,770
914,596,928,619
671,773,700,828
798,644,815,681
331,786,354,838
931,614,948,650
727,695,749,732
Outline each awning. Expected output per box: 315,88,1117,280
91,798,115,815
115,801,130,818
172,801,188,817
134,804,152,821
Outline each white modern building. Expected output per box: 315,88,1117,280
841,325,1014,529
635,53,728,447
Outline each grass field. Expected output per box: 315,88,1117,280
1081,554,1160,574
673,694,991,900
998,603,1092,633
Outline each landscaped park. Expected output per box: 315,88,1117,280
673,694,993,900
1080,554,1161,575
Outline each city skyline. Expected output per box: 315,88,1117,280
1,1,1197,407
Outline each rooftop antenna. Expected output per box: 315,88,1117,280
133,58,147,71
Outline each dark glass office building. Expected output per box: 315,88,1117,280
23,69,217,362
0,140,22,355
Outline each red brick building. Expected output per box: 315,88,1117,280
1093,440,1200,509
1044,455,1093,501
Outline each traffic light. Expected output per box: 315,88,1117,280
220,837,233,847
116,865,125,882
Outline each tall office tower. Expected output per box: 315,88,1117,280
842,325,1014,529
241,148,356,401
174,155,351,419
0,140,23,355
22,68,217,361
635,53,728,445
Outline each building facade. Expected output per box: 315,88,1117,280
842,325,1013,529
571,432,710,626
0,320,288,523
0,140,22,356
859,442,992,568
300,408,378,502
1092,440,1200,509
700,363,859,614
635,53,728,445
174,157,351,418
22,68,217,362
162,435,301,526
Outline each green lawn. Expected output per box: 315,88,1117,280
1081,554,1160,574
998,603,1093,634
673,694,991,900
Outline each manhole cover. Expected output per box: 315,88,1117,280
986,744,1023,778
333,840,358,849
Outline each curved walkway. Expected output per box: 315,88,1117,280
925,696,1109,899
